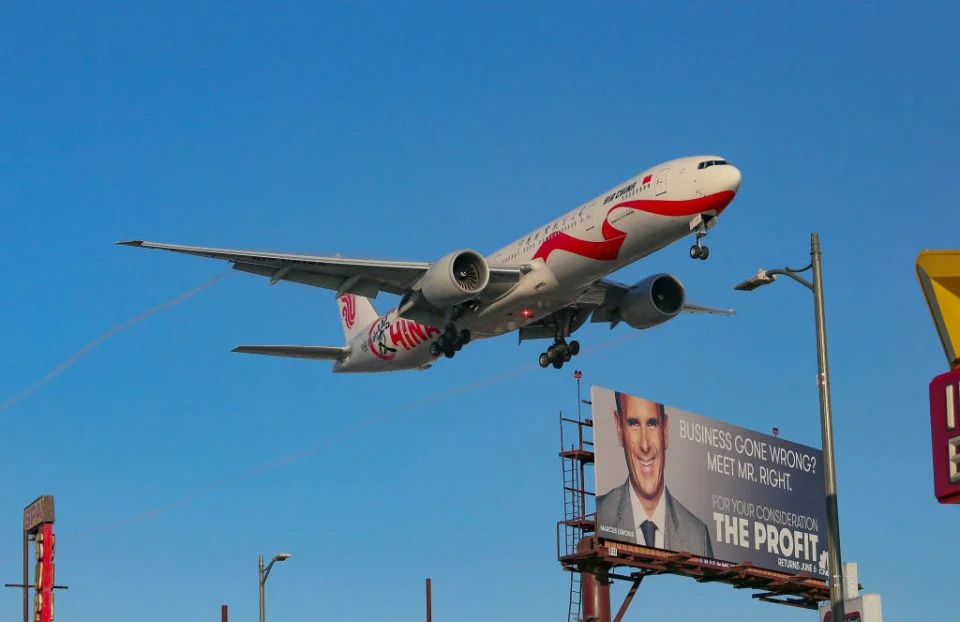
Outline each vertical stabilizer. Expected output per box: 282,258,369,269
337,293,379,342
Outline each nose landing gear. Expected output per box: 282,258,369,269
689,222,710,260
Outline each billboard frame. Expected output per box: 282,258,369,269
556,379,835,615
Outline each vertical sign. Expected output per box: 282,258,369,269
23,496,55,622
34,524,54,622
929,368,960,503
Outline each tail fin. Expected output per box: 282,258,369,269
337,293,379,342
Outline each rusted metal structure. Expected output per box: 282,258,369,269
557,373,831,621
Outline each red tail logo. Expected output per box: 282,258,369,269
340,294,357,329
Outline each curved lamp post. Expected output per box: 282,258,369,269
258,552,291,622
734,232,845,622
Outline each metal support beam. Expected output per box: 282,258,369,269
612,575,644,622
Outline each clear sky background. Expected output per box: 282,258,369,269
2,2,957,620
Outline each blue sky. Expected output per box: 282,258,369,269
2,1,957,620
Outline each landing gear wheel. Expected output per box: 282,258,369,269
536,310,587,369
690,219,711,260
434,324,470,360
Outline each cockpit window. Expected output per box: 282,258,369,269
697,159,729,169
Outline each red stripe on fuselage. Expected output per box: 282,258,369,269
532,191,734,263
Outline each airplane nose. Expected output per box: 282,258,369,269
725,165,742,193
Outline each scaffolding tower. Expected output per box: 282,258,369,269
558,370,595,622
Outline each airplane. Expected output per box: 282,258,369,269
118,154,741,372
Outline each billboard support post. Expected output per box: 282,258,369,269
735,232,846,621
581,568,611,622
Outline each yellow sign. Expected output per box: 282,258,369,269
916,250,960,369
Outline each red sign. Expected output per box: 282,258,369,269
34,523,54,622
929,368,960,503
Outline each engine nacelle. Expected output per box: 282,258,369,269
619,273,685,330
418,249,490,308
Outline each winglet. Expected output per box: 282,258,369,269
117,240,145,247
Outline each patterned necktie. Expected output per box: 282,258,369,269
640,520,657,547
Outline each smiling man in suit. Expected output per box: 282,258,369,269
596,392,714,558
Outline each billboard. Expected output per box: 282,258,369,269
592,385,828,578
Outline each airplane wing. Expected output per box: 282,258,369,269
517,278,733,342
582,278,735,326
232,345,350,360
117,240,526,299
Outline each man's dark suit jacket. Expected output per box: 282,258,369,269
595,479,714,558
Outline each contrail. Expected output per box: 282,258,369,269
64,329,643,540
0,273,227,415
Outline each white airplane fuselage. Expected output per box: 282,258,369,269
334,155,741,372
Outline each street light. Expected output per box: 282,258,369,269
734,232,846,622
259,552,291,622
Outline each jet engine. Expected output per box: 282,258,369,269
618,273,685,329
418,249,490,308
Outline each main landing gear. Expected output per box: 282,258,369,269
429,325,471,359
689,222,710,260
538,338,580,369
537,309,582,369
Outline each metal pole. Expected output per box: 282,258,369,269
581,569,611,622
258,555,265,622
222,604,228,622
425,578,432,622
811,232,845,622
22,531,28,622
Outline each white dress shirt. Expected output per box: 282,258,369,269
629,485,666,548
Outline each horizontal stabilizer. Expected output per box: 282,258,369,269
681,303,735,316
232,345,350,360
